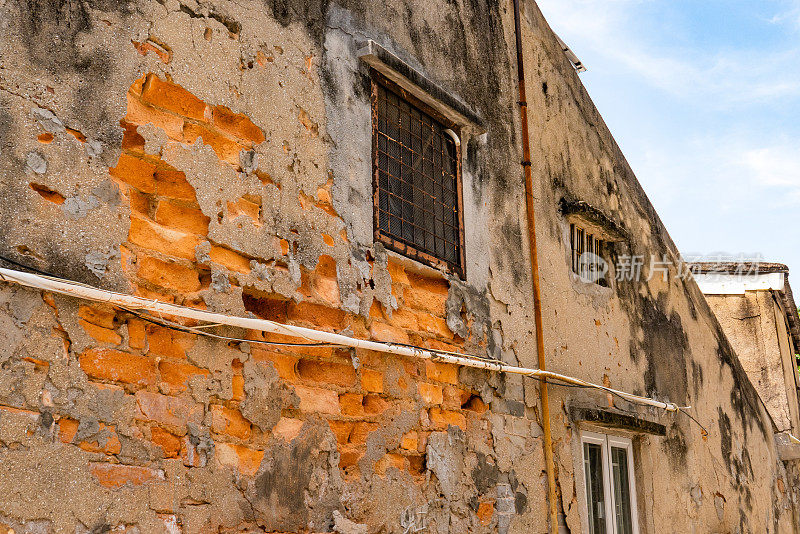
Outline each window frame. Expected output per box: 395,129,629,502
570,223,607,285
580,430,640,534
370,68,467,278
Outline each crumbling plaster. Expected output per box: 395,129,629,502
0,0,797,532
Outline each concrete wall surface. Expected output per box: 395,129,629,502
0,0,797,532
706,291,800,436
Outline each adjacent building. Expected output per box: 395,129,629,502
0,0,797,532
693,262,800,455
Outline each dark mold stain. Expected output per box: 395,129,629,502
718,407,732,471
661,422,688,472
471,451,500,494
250,424,336,531
628,294,690,404
17,0,132,74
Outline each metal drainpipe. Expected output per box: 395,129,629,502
511,1,560,533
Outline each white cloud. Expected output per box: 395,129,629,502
741,145,800,202
536,0,800,105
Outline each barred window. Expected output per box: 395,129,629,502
371,70,465,277
570,223,607,285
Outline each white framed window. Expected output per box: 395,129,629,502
581,431,639,534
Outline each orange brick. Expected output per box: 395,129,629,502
0,405,38,420
408,454,425,475
79,319,123,345
58,417,79,443
90,462,164,489
78,305,117,329
215,442,264,476
363,395,389,415
315,255,338,278
137,255,201,293
58,418,122,454
183,122,242,165
384,308,419,330
227,196,262,225
400,431,418,451
403,286,447,315
294,385,340,415
210,404,252,440
79,348,156,386
132,39,171,63
250,348,298,380
135,391,203,431
463,395,487,414
212,105,265,145
429,407,466,429
287,301,345,330
418,382,443,405
154,200,210,235
147,325,195,359
120,121,146,152
339,393,365,416
232,359,245,401
408,272,450,295
349,421,379,445
339,448,362,469
127,319,146,350
181,434,203,467
209,245,252,273
140,74,208,121
158,360,209,393
126,188,151,218
312,276,340,306
151,427,181,457
242,294,289,322
328,420,354,445
110,154,157,194
387,259,410,286
442,386,468,409
369,322,410,344
273,417,304,442
232,374,245,402
425,361,459,385
297,359,356,387
317,187,332,205
153,167,197,201
375,453,408,475
361,369,384,393
477,500,494,525
414,312,453,339
128,215,200,260
125,93,185,140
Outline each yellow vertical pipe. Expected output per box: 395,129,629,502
511,1,560,533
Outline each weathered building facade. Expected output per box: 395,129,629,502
694,263,800,457
0,0,797,532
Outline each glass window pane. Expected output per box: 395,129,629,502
611,446,634,534
584,443,607,534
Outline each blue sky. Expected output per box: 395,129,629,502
536,0,800,278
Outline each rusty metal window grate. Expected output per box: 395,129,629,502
371,70,465,276
570,223,607,286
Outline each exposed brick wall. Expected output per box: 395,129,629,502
0,72,503,531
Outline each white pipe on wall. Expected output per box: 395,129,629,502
0,266,680,412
